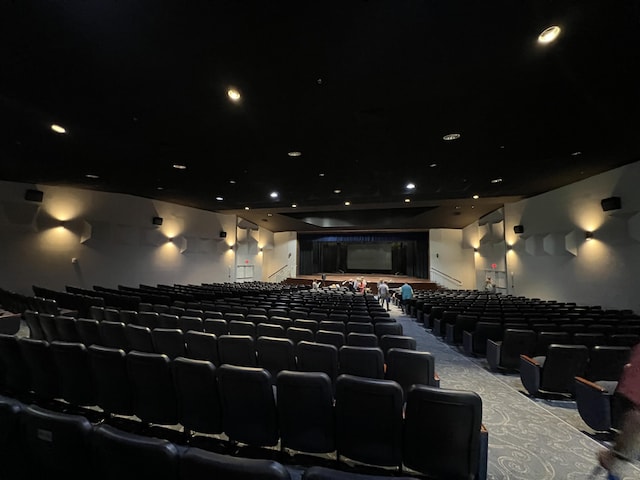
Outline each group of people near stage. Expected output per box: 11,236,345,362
376,279,413,313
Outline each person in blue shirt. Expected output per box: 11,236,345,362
400,282,413,314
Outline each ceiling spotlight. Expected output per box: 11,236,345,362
85,174,99,179
215,196,223,201
267,213,273,217
227,88,241,101
291,203,297,208
270,192,279,198
429,163,437,168
472,194,479,199
571,151,582,156
229,180,236,184
244,206,250,210
319,173,325,177
51,124,67,134
344,201,351,206
406,183,416,190
157,186,164,190
538,25,561,44
333,189,341,194
404,198,411,203
443,133,461,141
585,231,594,240
287,151,302,157
172,164,187,170
490,178,503,183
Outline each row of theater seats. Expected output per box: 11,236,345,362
0,357,485,479
0,332,434,404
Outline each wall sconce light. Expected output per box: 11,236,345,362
229,245,234,250
473,247,478,252
152,216,163,226
585,231,594,240
507,244,513,250
59,221,67,228
259,247,263,252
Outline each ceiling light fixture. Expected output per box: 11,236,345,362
85,174,99,179
319,173,325,177
344,201,351,206
267,213,273,217
244,206,250,210
172,164,187,170
404,198,411,203
287,151,302,157
333,189,341,194
215,196,223,201
227,88,241,101
229,180,236,184
538,25,561,44
585,231,594,240
406,183,416,190
429,163,437,168
490,178,503,183
472,194,479,199
51,124,66,134
443,133,461,141
291,204,297,208
270,192,278,198
571,151,582,156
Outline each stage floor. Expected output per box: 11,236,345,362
288,273,438,292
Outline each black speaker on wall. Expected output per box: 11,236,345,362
25,189,44,203
152,216,163,226
601,196,621,212
219,231,227,238
513,225,524,234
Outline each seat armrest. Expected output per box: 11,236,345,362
478,424,489,480
519,354,541,396
433,372,440,388
486,340,502,371
520,355,540,367
575,376,607,393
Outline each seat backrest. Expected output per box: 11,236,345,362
172,357,222,436
217,334,257,367
185,331,219,365
216,364,278,447
246,314,269,325
37,313,59,342
18,337,60,401
315,330,345,350
346,322,374,334
585,346,631,381
374,322,403,338
20,404,93,478
157,313,179,329
151,328,186,359
178,315,204,333
385,348,437,396
471,322,503,355
54,315,81,342
286,327,315,345
0,333,31,396
338,346,384,379
276,370,335,454
0,397,23,477
500,329,537,370
534,331,571,356
334,374,404,468
346,332,378,347
203,318,229,337
403,384,482,480
76,318,102,347
50,341,96,408
228,320,256,338
293,319,319,332
319,321,346,334
540,344,590,395
92,423,180,480
257,323,286,339
126,350,179,425
88,344,134,417
23,309,46,340
179,446,292,480
296,341,339,384
125,324,155,353
137,311,159,329
99,321,130,351
379,334,417,359
256,336,296,380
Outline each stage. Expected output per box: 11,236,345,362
284,273,439,293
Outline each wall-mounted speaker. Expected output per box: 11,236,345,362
25,189,44,203
513,225,524,234
601,196,621,212
219,231,227,238
152,216,163,226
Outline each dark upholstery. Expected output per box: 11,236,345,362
276,370,335,454
296,341,339,385
76,318,102,347
346,332,378,347
520,344,589,397
486,328,536,371
185,331,219,365
178,315,204,333
257,323,287,339
99,321,130,351
179,446,292,480
88,345,135,417
55,315,81,342
0,333,31,398
228,320,257,337
172,357,223,436
574,377,619,432
38,313,59,342
379,334,416,359
286,327,315,345
19,404,93,478
584,345,631,381
334,374,403,468
0,395,23,478
18,337,60,403
346,322,374,334
403,384,483,480
217,334,257,367
92,423,180,480
385,348,439,396
338,346,384,379
216,364,279,446
126,351,180,426
151,328,186,359
49,341,97,411
374,322,403,338
203,318,229,337
125,324,155,353
23,309,45,339
315,330,345,350
462,322,503,356
256,336,296,380
302,466,420,480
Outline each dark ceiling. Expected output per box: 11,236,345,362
1,1,639,233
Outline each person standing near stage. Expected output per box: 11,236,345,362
400,281,413,314
378,280,391,311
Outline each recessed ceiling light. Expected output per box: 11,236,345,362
333,189,341,194
404,198,411,203
51,124,66,134
85,174,99,179
406,183,416,190
571,151,582,156
157,186,164,190
291,203,297,208
538,25,561,44
244,206,250,210
229,180,236,184
490,178,503,183
267,213,273,217
270,191,278,198
215,196,223,201
227,88,241,101
472,194,479,199
429,163,437,168
287,151,302,157
443,133,461,141
455,205,461,209
173,164,187,170
344,201,351,206
319,173,325,177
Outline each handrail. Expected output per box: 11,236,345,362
268,264,291,283
430,267,463,287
